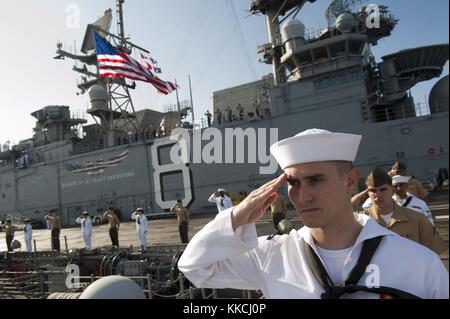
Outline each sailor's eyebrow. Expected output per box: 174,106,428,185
286,176,299,183
303,173,325,180
287,174,325,182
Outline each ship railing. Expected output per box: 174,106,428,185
369,100,448,123
71,272,218,299
0,268,260,299
70,272,258,299
0,269,63,299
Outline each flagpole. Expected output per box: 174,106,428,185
106,77,115,147
175,79,181,125
189,74,195,129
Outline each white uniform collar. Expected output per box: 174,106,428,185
393,192,414,200
297,214,395,253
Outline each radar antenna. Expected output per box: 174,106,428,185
250,0,315,85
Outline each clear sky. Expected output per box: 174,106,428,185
0,0,448,145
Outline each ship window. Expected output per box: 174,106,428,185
313,79,325,89
339,74,349,83
327,78,337,86
313,80,321,89
351,71,362,81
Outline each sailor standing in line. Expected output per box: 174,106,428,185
270,191,288,232
353,174,435,225
391,175,435,226
178,128,449,298
388,161,429,201
131,208,148,252
103,207,120,249
357,169,445,254
236,104,244,121
4,220,15,252
44,210,61,252
205,110,212,127
76,211,93,249
170,200,190,244
208,188,233,213
23,218,33,252
215,109,222,125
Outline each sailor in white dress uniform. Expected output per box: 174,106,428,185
23,218,33,252
208,188,233,213
178,128,449,299
131,208,148,252
76,211,93,248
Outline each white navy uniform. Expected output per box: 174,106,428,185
393,192,435,226
132,213,148,250
76,216,93,248
208,194,233,213
178,207,448,299
23,224,33,252
362,193,434,226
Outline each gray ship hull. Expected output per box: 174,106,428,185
1,86,448,225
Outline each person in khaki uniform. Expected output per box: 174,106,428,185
44,210,61,252
170,199,190,243
103,207,120,248
270,192,287,232
388,161,429,201
215,109,222,125
4,220,15,252
358,168,445,254
236,104,244,121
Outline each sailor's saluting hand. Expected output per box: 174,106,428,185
231,173,287,231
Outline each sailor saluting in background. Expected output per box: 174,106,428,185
103,207,120,249
178,128,449,299
76,211,93,249
131,208,148,253
208,188,233,213
44,210,61,252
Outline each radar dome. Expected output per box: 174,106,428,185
336,13,357,33
281,19,306,51
429,75,449,114
79,275,146,299
88,84,109,110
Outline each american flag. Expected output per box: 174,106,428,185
93,32,177,95
139,53,162,74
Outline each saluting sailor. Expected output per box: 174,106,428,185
178,128,449,299
23,218,33,252
131,208,148,253
76,211,93,249
208,188,233,213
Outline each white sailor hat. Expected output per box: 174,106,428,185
136,208,144,212
270,128,362,169
217,188,226,192
392,175,411,185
